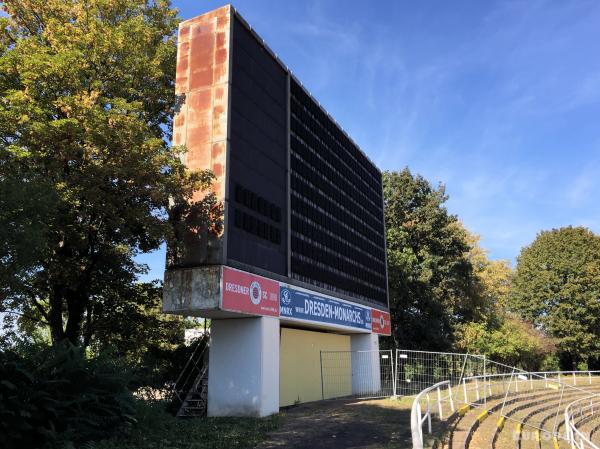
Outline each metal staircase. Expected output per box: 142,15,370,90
173,339,209,417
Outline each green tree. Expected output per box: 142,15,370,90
511,226,600,369
0,0,221,345
455,316,555,370
79,281,208,393
465,231,513,312
383,168,482,350
457,229,555,369
81,282,182,354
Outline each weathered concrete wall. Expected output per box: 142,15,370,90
172,5,232,266
163,266,220,315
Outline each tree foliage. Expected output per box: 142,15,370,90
456,229,555,369
83,282,183,355
383,169,557,367
455,315,555,370
465,231,513,312
510,226,600,369
383,168,482,350
0,0,222,345
81,281,204,392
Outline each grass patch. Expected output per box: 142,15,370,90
89,400,280,449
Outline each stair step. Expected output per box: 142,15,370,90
175,344,209,418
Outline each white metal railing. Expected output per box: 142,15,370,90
411,380,455,449
411,368,600,449
565,396,600,449
460,370,600,405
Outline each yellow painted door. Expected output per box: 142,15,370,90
279,327,351,407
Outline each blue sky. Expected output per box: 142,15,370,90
138,0,600,281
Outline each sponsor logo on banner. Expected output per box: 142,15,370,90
281,288,291,306
279,287,372,331
371,308,391,335
221,267,279,316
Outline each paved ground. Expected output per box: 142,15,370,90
254,397,438,449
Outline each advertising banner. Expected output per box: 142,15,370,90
279,286,372,331
371,309,392,335
220,266,391,334
221,267,279,317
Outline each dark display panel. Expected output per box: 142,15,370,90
226,16,288,275
289,79,387,307
224,13,388,308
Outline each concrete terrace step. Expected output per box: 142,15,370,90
590,422,600,445
447,389,552,449
488,387,600,449
473,392,568,449
448,402,497,449
447,393,533,449
495,389,600,449
446,384,600,449
468,396,548,449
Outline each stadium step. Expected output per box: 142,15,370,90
446,389,554,448
444,382,600,449
492,387,600,449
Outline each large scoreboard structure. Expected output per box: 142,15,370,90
163,5,391,417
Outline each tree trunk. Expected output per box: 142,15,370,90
48,284,88,346
48,287,65,344
82,303,95,349
64,289,87,345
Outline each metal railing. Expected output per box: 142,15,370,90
459,370,600,405
411,362,600,449
318,349,600,449
565,396,600,449
173,340,208,404
411,380,455,449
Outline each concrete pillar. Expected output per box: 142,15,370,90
207,316,280,417
350,333,381,396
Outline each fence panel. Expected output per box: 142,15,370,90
320,349,395,400
395,350,486,396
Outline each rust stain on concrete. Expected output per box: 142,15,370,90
174,5,230,195
172,5,232,263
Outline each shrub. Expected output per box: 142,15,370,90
0,342,136,449
89,399,280,449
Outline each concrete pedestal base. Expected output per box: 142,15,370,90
207,317,280,417
350,333,382,396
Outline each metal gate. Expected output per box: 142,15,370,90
320,349,395,400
